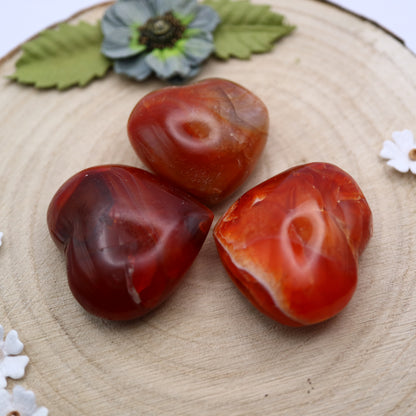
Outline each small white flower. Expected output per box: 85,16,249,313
0,386,48,416
0,326,29,388
380,129,416,174
0,232,3,247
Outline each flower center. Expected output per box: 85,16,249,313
409,148,416,161
139,12,186,51
7,411,21,416
152,20,171,36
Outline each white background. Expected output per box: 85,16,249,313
0,0,415,58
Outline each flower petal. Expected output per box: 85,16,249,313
187,65,201,78
181,35,215,64
146,50,191,79
392,129,415,153
167,64,201,84
1,355,29,380
104,0,154,27
380,140,401,160
13,385,38,413
189,5,221,33
101,32,146,59
101,20,130,42
114,54,153,80
386,157,410,173
152,0,191,15
101,14,146,58
0,325,4,341
4,330,24,355
409,161,416,174
0,388,12,412
33,407,49,416
151,0,167,15
172,0,198,17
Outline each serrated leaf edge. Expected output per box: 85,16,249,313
205,0,295,60
9,21,113,90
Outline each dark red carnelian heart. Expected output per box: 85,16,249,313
127,78,269,205
214,162,373,327
47,165,213,320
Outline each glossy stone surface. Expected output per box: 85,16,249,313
214,163,373,327
127,78,269,205
47,165,214,320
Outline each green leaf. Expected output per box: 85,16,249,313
10,21,112,90
204,0,295,60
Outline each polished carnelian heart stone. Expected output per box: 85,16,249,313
214,162,373,327
127,78,269,205
47,165,213,320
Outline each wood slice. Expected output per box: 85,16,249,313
1,1,415,414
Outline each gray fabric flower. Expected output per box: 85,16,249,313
101,0,220,81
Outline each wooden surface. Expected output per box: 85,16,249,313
1,1,416,414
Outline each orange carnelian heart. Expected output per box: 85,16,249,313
127,78,269,205
214,162,373,327
47,165,213,320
